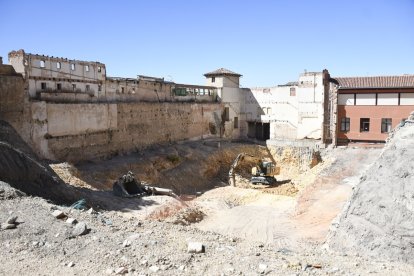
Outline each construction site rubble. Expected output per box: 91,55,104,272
327,120,414,262
112,171,176,198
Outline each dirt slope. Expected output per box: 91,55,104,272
0,121,82,204
328,120,414,262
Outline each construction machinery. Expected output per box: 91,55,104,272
228,153,278,186
113,171,177,198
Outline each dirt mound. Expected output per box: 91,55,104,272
0,181,26,199
328,120,414,262
0,120,81,204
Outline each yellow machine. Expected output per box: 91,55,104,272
228,153,278,186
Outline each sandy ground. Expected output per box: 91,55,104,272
195,147,381,250
5,140,414,275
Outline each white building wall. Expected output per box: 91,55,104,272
377,93,399,105
356,94,376,105
400,93,414,105
245,71,325,140
338,94,355,105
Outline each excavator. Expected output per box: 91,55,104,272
228,153,278,186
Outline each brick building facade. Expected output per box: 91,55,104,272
331,75,414,144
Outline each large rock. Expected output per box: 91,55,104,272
71,222,89,237
187,242,205,253
328,122,414,262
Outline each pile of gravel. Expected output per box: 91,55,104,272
328,118,414,262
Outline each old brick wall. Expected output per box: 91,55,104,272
40,102,223,162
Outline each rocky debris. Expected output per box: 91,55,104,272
71,222,89,237
122,240,131,248
328,122,414,262
166,207,205,225
1,215,19,230
6,215,18,224
187,242,205,253
0,181,26,200
52,210,67,219
114,267,128,274
66,218,77,225
149,265,160,272
1,223,16,230
87,208,96,215
258,263,268,274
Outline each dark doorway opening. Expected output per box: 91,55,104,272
248,122,270,141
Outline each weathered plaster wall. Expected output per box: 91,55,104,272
34,102,223,161
47,104,117,136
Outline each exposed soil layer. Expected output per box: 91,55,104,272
328,122,414,262
0,120,82,205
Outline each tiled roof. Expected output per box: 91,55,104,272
204,68,242,77
334,75,414,89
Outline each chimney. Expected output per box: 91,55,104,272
0,56,3,65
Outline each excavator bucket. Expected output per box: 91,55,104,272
112,171,147,198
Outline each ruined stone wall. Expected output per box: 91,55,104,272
0,70,25,131
31,102,223,162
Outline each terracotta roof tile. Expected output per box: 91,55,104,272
334,75,414,89
204,68,242,77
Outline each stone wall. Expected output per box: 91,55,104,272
0,67,25,131
30,102,223,162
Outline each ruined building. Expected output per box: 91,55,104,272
2,49,411,162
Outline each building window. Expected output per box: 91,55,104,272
234,117,239,129
41,82,46,90
57,83,62,90
381,118,392,133
98,84,102,92
85,65,89,72
360,118,370,132
86,85,90,91
71,63,75,71
121,87,125,93
340,117,350,132
224,107,230,121
72,84,76,91
98,66,102,72
212,77,215,83
290,87,296,96
56,62,61,69
267,107,272,115
40,60,45,68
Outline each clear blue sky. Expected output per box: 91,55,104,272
1,0,413,87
